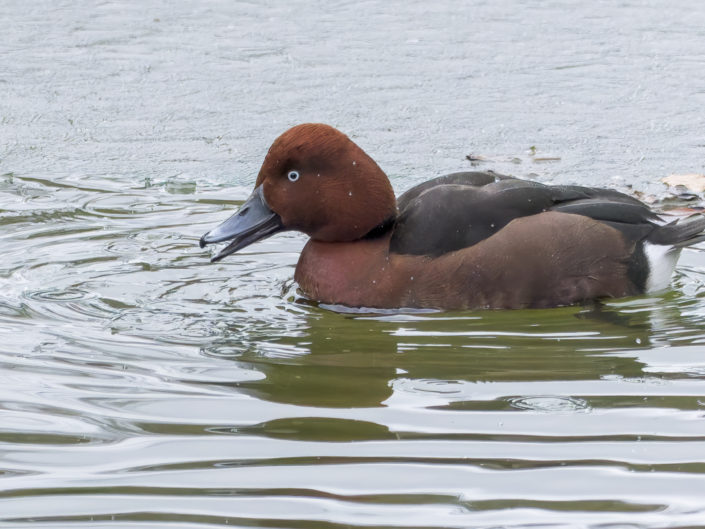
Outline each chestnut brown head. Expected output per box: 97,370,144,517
200,124,397,261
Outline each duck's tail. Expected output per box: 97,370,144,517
648,214,705,248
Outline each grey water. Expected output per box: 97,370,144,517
2,1,705,528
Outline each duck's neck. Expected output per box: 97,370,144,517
361,215,397,240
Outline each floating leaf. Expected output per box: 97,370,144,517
662,173,705,192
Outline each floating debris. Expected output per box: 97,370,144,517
662,173,705,193
524,145,561,163
465,154,522,165
632,189,659,205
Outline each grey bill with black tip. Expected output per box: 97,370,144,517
199,185,284,262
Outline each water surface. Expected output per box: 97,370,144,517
2,1,705,528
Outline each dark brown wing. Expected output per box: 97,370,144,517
391,173,660,258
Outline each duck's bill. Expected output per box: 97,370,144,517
199,185,284,262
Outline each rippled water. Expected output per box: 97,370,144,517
3,1,705,528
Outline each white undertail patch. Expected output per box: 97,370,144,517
644,242,681,292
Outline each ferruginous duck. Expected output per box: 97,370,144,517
199,123,705,310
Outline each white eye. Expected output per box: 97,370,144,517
287,170,300,182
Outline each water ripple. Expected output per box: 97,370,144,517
3,1,705,527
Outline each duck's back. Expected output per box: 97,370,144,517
390,171,659,258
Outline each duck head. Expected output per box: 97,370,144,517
200,123,397,262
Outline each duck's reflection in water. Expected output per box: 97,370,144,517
204,299,671,413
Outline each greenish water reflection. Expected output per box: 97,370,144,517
205,298,680,410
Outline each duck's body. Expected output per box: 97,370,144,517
200,124,705,310
296,211,636,310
